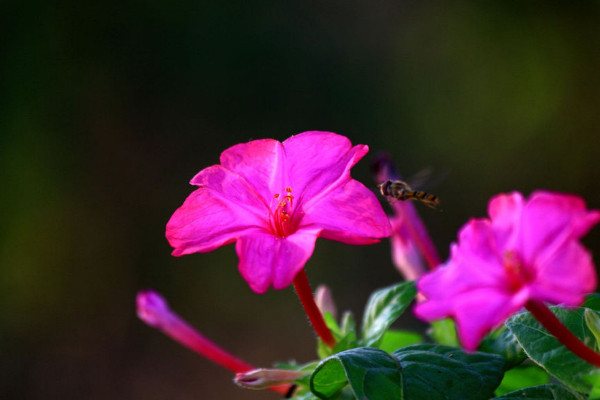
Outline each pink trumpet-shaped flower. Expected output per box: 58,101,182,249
167,131,391,293
414,191,600,351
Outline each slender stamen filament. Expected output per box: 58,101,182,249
269,187,295,237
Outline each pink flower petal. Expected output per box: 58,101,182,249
452,287,529,351
520,191,600,268
530,240,597,306
488,192,524,250
444,220,507,290
219,139,287,205
282,131,369,210
166,187,264,256
299,179,391,244
236,229,320,294
190,165,268,217
389,216,428,281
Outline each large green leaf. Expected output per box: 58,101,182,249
310,344,505,400
392,344,505,400
492,383,587,400
310,347,403,400
361,281,417,347
506,306,600,393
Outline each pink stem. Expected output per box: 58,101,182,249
293,270,337,348
159,312,254,373
525,299,600,367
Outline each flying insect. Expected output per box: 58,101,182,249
378,179,440,209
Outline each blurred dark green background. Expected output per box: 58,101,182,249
1,1,599,399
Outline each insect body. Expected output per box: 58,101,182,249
378,179,440,209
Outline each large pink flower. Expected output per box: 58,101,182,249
414,191,600,350
166,131,391,293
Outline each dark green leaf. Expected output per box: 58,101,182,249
392,344,505,400
584,294,600,312
377,329,423,353
361,281,417,347
506,306,600,393
310,347,403,400
492,383,587,400
479,327,526,369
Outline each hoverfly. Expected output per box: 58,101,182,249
378,179,440,209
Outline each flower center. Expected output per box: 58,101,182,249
503,251,534,292
269,187,295,237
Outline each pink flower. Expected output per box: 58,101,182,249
414,191,600,350
166,131,391,293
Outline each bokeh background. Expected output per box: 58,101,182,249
2,1,599,399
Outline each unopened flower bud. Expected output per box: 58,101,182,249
235,368,305,390
136,289,172,328
314,285,337,320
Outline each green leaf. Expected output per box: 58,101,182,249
310,344,505,400
585,309,600,348
492,383,587,399
583,373,600,399
392,344,505,400
506,306,600,393
340,311,356,338
317,312,359,359
494,364,550,396
585,294,600,311
361,281,417,347
377,329,423,353
429,318,459,347
479,327,526,369
323,311,341,336
310,347,403,400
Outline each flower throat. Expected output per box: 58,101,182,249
270,187,295,237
